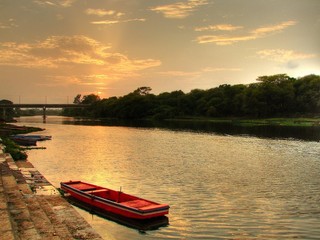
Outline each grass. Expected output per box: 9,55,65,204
0,123,44,160
169,117,320,127
235,118,320,127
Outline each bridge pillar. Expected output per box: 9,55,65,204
43,106,46,123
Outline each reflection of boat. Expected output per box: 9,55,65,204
65,195,169,231
60,181,170,220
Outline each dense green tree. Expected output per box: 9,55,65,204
73,94,82,104
133,86,152,96
0,99,15,121
63,94,100,117
294,74,320,114
62,74,320,119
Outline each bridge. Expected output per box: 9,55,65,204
0,103,90,123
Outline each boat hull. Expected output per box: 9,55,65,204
60,181,169,220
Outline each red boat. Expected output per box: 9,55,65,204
60,181,170,220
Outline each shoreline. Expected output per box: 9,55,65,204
162,117,320,127
0,144,103,239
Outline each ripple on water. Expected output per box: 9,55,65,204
20,117,320,240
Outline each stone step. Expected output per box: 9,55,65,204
1,157,64,239
36,196,76,239
1,153,103,240
1,163,42,240
0,157,16,240
23,195,63,240
38,195,102,240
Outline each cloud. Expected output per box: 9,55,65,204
196,21,297,45
33,0,76,7
257,49,316,62
158,67,241,78
0,19,18,29
158,70,200,77
202,67,242,72
196,34,256,45
85,9,116,17
91,18,145,25
44,74,111,86
195,24,243,32
85,8,124,18
251,21,296,35
151,0,208,19
0,35,161,84
91,20,120,25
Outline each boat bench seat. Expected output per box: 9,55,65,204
90,189,110,197
121,199,154,209
90,189,109,193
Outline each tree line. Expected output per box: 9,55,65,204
61,73,319,119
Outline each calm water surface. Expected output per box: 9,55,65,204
17,116,320,239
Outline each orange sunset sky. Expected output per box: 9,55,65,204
0,0,319,103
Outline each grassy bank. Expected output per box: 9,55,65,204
0,123,44,160
169,117,320,127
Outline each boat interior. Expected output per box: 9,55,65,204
64,181,165,210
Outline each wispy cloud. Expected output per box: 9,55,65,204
158,67,242,78
158,70,200,77
33,0,76,7
0,36,161,84
91,18,145,25
85,9,116,17
195,24,243,32
196,21,297,45
202,67,242,72
151,0,209,19
251,21,296,35
257,49,316,62
196,35,255,45
44,75,112,86
0,19,18,29
0,36,109,68
91,20,120,25
85,8,124,18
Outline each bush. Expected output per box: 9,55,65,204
1,138,28,160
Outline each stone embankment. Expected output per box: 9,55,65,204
0,144,103,240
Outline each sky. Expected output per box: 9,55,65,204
0,0,319,104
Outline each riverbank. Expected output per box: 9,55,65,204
166,117,320,127
0,123,46,161
0,145,103,239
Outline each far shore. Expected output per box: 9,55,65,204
162,117,320,127
13,115,320,127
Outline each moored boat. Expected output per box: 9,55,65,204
10,136,37,146
60,181,170,220
14,134,52,141
10,134,52,146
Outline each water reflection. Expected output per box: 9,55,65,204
68,118,320,142
16,116,320,240
16,115,320,141
66,196,169,232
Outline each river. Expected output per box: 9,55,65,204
16,116,320,239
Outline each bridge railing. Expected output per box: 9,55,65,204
0,104,90,108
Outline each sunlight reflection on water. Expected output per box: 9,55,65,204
17,116,320,240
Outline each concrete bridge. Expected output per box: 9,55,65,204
0,103,90,122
